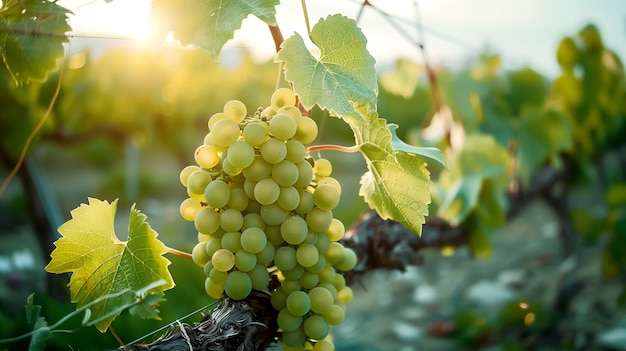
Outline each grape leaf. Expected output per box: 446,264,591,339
277,14,378,125
25,294,51,351
0,0,71,85
149,0,279,58
388,124,446,168
45,198,175,332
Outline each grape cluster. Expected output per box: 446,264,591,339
178,88,356,350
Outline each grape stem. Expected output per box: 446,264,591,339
165,246,193,260
307,144,360,154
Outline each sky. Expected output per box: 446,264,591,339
57,0,626,77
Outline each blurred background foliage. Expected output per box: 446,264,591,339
1,22,625,350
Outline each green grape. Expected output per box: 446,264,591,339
318,265,336,284
295,189,314,215
285,140,306,163
315,232,331,254
304,314,329,340
323,304,345,326
203,260,214,276
223,99,247,123
179,165,200,187
180,197,203,221
306,255,326,274
316,176,342,194
260,203,288,226
281,279,302,295
282,264,305,280
260,138,287,164
336,247,357,271
187,169,212,195
218,208,242,232
298,270,319,289
293,117,318,144
204,179,230,208
277,308,302,333
211,119,240,147
244,179,257,200
221,231,242,252
286,290,311,317
274,246,297,271
272,160,298,187
269,113,297,140
242,213,266,231
282,327,306,348
271,88,297,111
304,231,318,245
318,283,337,300
313,184,340,211
313,158,332,177
224,270,252,300
228,140,255,169
198,232,211,242
194,144,221,169
271,286,288,310
254,178,280,205
192,241,211,267
296,244,319,268
325,218,345,242
234,249,257,272
277,105,303,123
248,264,270,290
205,237,222,258
205,277,224,299
256,242,275,265
280,215,308,245
277,186,300,211
240,227,267,254
325,242,346,265
242,156,272,182
265,225,284,246
332,273,346,291
309,286,334,314
293,161,313,188
261,105,277,118
187,187,205,202
208,112,226,131
337,286,353,304
228,188,249,212
243,121,268,147
194,208,220,235
305,208,333,233
221,157,242,176
212,248,235,272
312,340,335,351
209,268,228,285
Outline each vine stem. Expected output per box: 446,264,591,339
300,0,311,34
165,246,192,260
307,144,360,154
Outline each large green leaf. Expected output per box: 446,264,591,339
150,0,279,58
0,0,71,85
45,198,174,332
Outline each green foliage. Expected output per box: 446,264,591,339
150,0,279,58
44,198,174,332
0,0,71,85
25,294,51,351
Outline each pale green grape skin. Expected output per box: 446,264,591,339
269,113,297,140
306,255,326,274
293,161,313,188
265,225,284,246
204,179,230,209
298,270,319,289
274,246,297,271
277,105,303,123
224,270,252,300
254,178,280,205
221,231,243,252
204,237,223,258
336,247,357,272
280,215,308,245
194,144,221,169
180,197,203,222
242,156,272,182
281,279,302,295
228,188,249,212
260,203,288,226
323,304,345,326
325,242,346,265
212,248,235,272
271,286,288,310
208,112,226,131
282,327,306,348
304,314,329,340
223,99,247,123
271,88,297,111
313,158,332,177
194,208,220,235
295,189,314,215
308,286,334,314
271,160,298,187
318,283,337,300
296,244,319,268
192,241,211,267
221,157,242,176
325,218,345,242
256,242,275,265
211,119,240,147
337,286,353,304
203,260,214,276
244,179,257,200
313,184,340,211
316,177,342,194
285,140,306,163
277,186,300,211
205,277,224,299
234,249,257,272
286,290,311,317
242,213,266,231
248,264,270,290
261,105,277,118
240,227,267,254
209,267,228,285
187,170,213,195
315,233,331,255
332,273,346,291
228,140,255,169
179,165,200,187
277,308,302,333
293,117,318,144
312,339,335,351
305,208,333,233
318,265,336,284
242,122,268,147
260,138,287,164
220,208,244,232
282,264,305,280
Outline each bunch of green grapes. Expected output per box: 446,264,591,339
178,88,356,351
